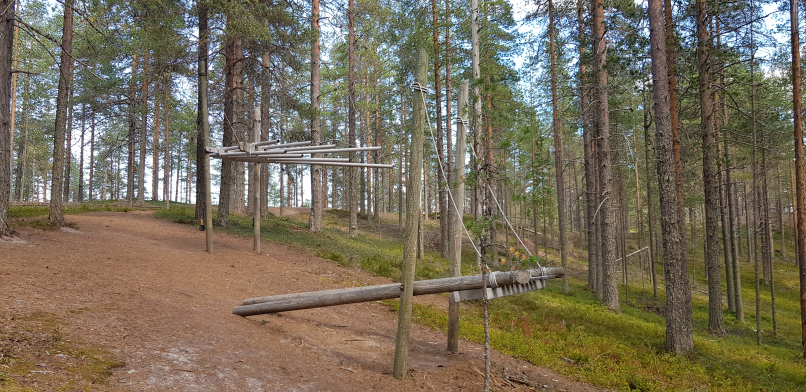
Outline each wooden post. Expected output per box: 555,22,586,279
233,269,556,316
393,48,427,380
448,81,469,353
254,106,261,254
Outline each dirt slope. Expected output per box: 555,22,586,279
0,211,599,391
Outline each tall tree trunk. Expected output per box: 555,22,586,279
63,72,73,202
152,84,160,202
0,0,13,236
393,48,426,381
260,52,271,218
78,104,85,201
138,51,149,204
643,86,658,300
579,0,597,294
88,112,94,201
664,0,686,249
750,16,761,346
164,82,170,208
309,0,322,231
373,72,380,223
444,0,453,252
792,169,800,266
49,0,73,227
549,0,568,293
648,0,693,353
471,0,481,222
591,0,619,311
448,81,468,353
348,0,357,237
778,165,785,259
761,151,773,285
12,76,26,202
697,0,724,335
127,54,137,204
7,0,16,197
216,28,236,227
195,0,209,220
233,39,245,214
432,0,448,257
725,134,743,321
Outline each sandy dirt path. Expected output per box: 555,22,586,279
0,210,599,391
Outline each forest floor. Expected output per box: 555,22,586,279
0,210,600,391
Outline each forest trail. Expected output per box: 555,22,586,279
0,210,599,391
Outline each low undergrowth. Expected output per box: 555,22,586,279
154,205,806,391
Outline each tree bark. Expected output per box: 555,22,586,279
260,52,271,218
164,82,170,208
195,0,210,221
648,0,693,353
578,0,598,295
78,104,85,201
664,0,686,248
591,0,619,311
309,0,322,232
696,0,724,335
432,0,448,258
138,51,149,204
88,112,94,201
0,0,13,236
63,73,72,202
216,25,236,227
393,49,426,380
448,81,468,353
348,0,357,237
444,0,452,254
152,85,160,202
233,39,245,213
49,0,73,227
725,135,743,321
643,87,658,300
549,0,568,293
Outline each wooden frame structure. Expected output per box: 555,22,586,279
203,108,393,254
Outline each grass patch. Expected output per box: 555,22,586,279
0,312,125,390
154,206,806,391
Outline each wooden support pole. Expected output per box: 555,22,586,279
448,81,469,353
394,49,427,380
253,106,261,254
200,43,213,254
233,268,562,316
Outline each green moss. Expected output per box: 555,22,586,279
0,312,124,390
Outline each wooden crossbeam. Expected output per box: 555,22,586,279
206,142,392,169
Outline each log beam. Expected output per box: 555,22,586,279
233,267,563,316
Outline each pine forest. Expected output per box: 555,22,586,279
2,0,806,390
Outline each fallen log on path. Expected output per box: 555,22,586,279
233,267,564,316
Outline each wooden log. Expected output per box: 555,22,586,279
234,268,563,316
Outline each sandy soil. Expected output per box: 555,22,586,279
0,210,600,391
